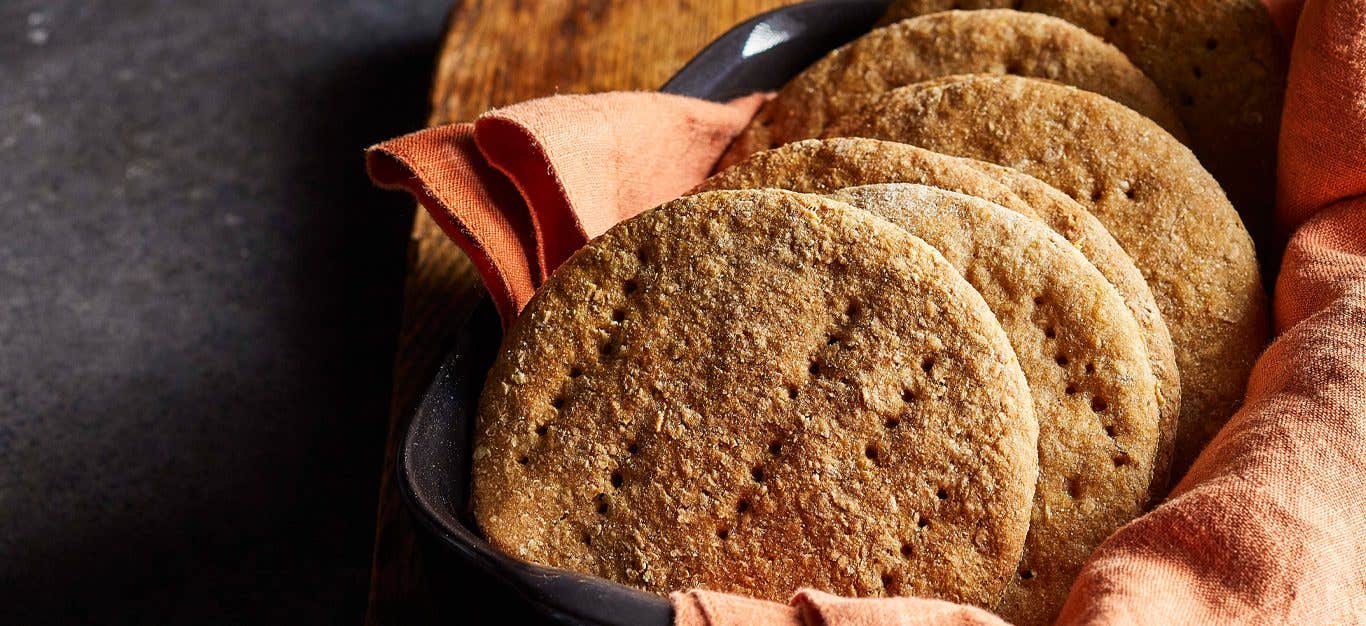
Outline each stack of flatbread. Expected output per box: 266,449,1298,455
471,6,1281,624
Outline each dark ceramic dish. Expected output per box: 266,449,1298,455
398,2,892,624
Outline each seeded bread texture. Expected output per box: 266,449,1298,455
833,183,1160,625
966,161,1179,494
881,0,1287,250
473,189,1039,604
720,9,1184,169
698,138,1179,494
699,138,1036,218
830,74,1266,480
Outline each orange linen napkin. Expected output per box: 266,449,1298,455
366,92,766,324
366,0,1365,621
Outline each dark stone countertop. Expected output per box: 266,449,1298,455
0,1,449,621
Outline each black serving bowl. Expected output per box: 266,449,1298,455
398,2,892,624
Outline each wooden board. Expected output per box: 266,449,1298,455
365,2,794,623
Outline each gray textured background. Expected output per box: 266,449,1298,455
0,0,449,621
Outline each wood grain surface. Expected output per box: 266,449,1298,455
365,2,793,623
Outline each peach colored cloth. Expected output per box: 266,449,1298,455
671,589,1010,626
366,92,765,323
366,0,1366,621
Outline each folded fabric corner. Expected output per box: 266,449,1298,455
671,590,801,626
366,92,766,327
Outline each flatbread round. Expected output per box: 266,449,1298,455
965,161,1179,493
830,74,1267,478
473,189,1039,605
881,0,1287,249
699,137,1037,218
833,183,1160,625
721,9,1184,169
700,138,1180,494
